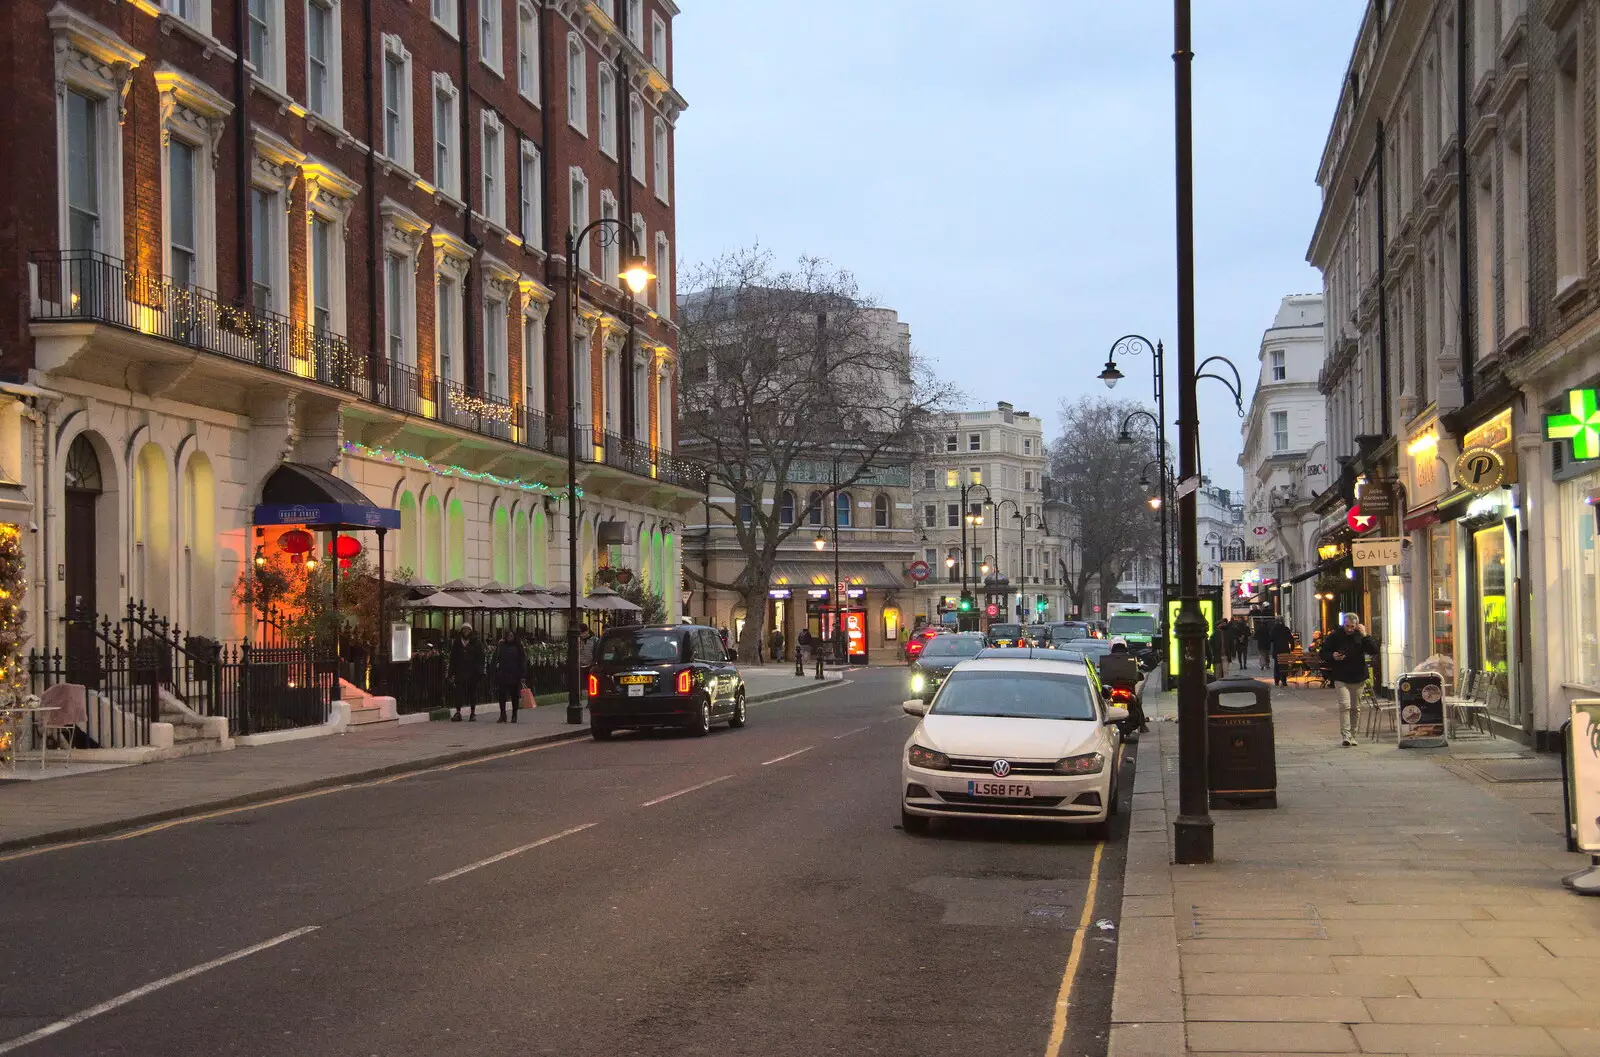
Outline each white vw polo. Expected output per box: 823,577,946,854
900,658,1126,838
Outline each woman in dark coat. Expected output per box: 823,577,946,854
448,624,486,721
490,629,527,723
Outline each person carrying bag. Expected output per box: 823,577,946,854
490,629,527,723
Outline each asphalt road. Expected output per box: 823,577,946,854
0,668,1133,1057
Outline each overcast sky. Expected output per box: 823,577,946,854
673,0,1367,491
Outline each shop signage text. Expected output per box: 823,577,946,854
1455,447,1508,494
1547,389,1600,461
1352,537,1403,567
1464,408,1513,452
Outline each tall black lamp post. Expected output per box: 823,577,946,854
565,221,654,725
1119,408,1170,615
813,454,845,664
957,480,991,627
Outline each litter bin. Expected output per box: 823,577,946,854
1207,676,1277,808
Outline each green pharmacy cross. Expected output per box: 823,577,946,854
1546,389,1600,461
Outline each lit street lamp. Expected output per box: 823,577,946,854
565,219,653,724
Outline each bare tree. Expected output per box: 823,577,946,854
678,246,956,662
1049,396,1164,616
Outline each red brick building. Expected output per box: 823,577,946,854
0,0,700,655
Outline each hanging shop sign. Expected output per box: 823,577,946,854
1569,699,1600,853
1352,537,1403,567
1346,506,1377,533
1547,389,1600,461
1455,447,1508,494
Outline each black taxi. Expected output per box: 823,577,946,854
588,623,746,739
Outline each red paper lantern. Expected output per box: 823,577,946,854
334,535,362,559
278,529,314,555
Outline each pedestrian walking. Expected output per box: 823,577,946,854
1254,619,1273,671
1270,618,1295,687
490,629,527,723
769,627,784,663
1319,613,1379,746
448,624,486,721
797,627,813,662
1232,617,1251,669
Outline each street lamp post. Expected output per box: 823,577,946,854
957,480,990,628
565,221,654,725
1120,408,1170,624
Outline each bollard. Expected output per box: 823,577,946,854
794,652,804,677
814,655,824,680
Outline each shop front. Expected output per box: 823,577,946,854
770,561,907,664
1402,414,1461,686
1537,380,1600,746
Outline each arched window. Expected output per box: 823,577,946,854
778,490,795,526
806,492,822,526
873,494,890,528
736,494,753,524
836,492,852,528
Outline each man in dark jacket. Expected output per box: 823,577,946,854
449,625,486,721
1254,619,1273,670
1320,614,1379,746
1270,619,1296,687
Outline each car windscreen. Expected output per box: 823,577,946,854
598,631,682,664
930,670,1096,720
919,635,984,659
1061,643,1113,662
1108,614,1156,635
1052,625,1088,641
987,624,1023,638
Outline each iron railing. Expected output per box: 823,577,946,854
30,250,707,493
29,250,359,393
29,614,160,749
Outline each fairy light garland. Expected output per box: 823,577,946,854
451,392,518,424
341,441,583,497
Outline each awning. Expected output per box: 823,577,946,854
253,462,400,530
769,561,906,590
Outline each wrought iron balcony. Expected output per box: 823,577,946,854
30,250,360,393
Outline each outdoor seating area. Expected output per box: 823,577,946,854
1274,647,1329,687
1444,668,1501,738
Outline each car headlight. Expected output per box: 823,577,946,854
1053,752,1106,776
907,744,950,770
910,672,926,694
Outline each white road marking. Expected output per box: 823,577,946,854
761,746,815,766
832,726,870,739
428,823,598,883
639,774,734,807
0,926,320,1055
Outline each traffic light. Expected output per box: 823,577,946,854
1035,595,1048,614
957,592,973,613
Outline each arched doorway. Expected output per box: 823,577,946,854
63,434,103,675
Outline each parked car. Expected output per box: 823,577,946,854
904,624,943,662
900,657,1127,838
587,624,746,739
907,632,984,702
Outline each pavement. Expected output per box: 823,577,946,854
1110,677,1600,1057
0,663,838,852
0,667,1129,1057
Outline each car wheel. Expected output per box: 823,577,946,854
901,806,930,835
689,698,712,737
728,695,746,728
590,723,613,741
1083,818,1112,841
1107,773,1121,816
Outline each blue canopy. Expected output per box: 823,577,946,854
252,463,400,530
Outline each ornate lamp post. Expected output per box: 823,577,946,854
565,220,653,725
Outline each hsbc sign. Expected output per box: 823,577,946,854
1251,526,1270,537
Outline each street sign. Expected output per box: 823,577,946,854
985,603,999,617
1175,475,1201,499
907,559,930,582
1093,604,1101,613
1252,525,1270,537
1346,506,1376,533
1351,537,1402,567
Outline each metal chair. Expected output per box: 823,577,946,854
37,683,87,768
1364,679,1397,740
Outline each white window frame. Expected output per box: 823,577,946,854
155,66,233,293
625,0,643,46
250,185,285,313
250,129,303,316
516,2,539,104
432,72,461,199
380,34,414,171
569,166,590,271
655,361,672,451
628,93,646,184
432,230,473,388
1270,348,1285,381
566,32,587,135
573,325,593,434
483,284,510,400
246,0,286,91
379,197,428,370
1474,153,1497,354
1555,33,1585,293
304,0,342,127
654,230,671,318
303,159,359,336
478,0,503,73
599,190,619,285
631,350,648,440
602,332,623,433
53,12,137,262
520,281,550,414
519,140,543,250
597,63,617,158
1271,410,1289,452
431,0,458,37
1501,116,1529,335
480,108,506,227
162,0,212,36
651,12,667,72
651,116,669,201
